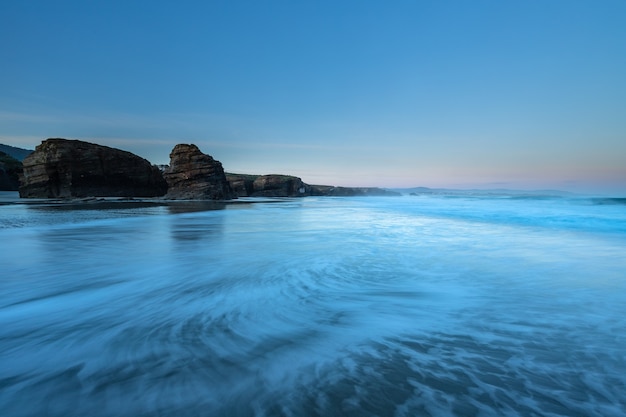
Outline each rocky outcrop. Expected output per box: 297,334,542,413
310,185,400,197
163,144,232,200
19,138,168,198
253,175,311,197
226,173,311,197
0,151,23,191
225,174,256,197
14,138,399,200
226,173,398,197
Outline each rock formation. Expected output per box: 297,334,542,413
252,175,311,197
14,138,399,200
226,173,311,197
226,173,399,197
163,144,232,200
19,138,167,198
0,151,23,191
225,173,256,197
309,185,400,197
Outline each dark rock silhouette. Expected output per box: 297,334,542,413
226,173,398,197
163,144,232,200
226,173,311,197
225,173,255,197
18,138,167,198
0,151,23,191
15,138,397,199
253,175,311,197
310,185,400,196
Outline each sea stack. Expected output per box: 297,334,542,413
18,138,168,198
163,144,233,200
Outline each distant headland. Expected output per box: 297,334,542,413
3,138,398,199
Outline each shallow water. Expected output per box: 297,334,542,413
1,192,625,416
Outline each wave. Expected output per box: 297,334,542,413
1,196,626,416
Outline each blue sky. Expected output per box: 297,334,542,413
1,0,625,193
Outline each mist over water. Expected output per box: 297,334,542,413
1,193,625,416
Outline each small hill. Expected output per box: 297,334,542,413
0,151,23,191
0,143,33,161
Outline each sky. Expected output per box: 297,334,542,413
1,0,625,193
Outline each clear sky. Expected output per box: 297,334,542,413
1,0,625,193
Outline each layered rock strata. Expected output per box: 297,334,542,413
18,138,167,198
163,144,232,200
226,173,311,197
15,138,398,200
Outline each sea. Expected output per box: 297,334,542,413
1,191,625,417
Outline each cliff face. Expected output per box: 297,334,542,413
252,175,311,197
15,138,398,200
18,138,167,198
163,144,233,200
0,151,23,191
225,174,256,197
226,173,398,198
226,174,311,197
309,185,400,197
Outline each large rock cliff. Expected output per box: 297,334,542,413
163,144,233,200
15,138,398,200
18,138,167,198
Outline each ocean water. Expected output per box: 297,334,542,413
1,192,625,417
